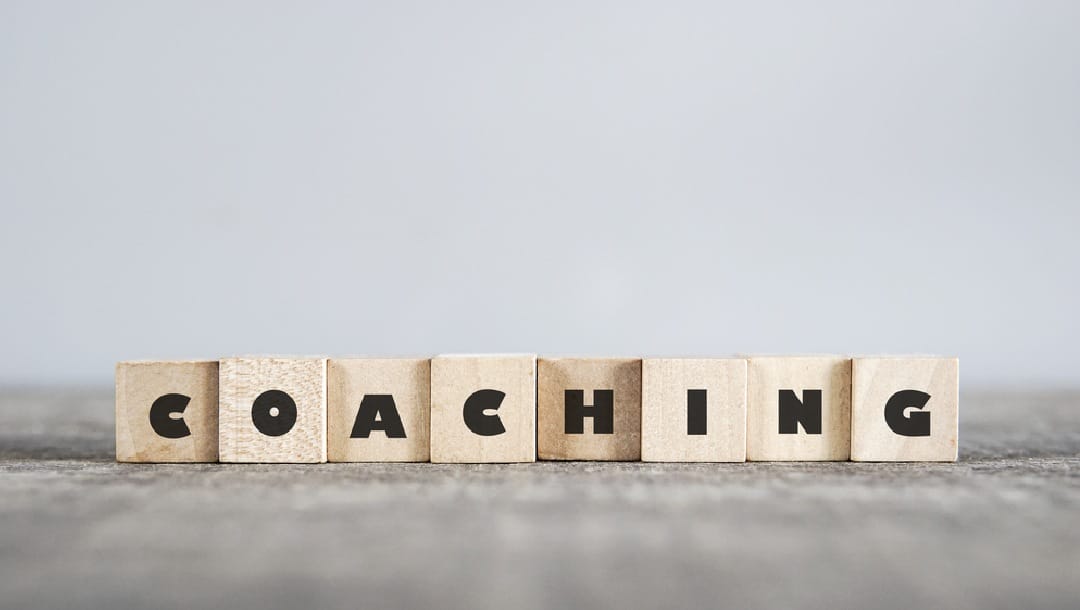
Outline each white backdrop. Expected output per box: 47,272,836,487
1,1,1077,385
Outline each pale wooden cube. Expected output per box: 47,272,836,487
641,358,747,462
537,358,642,461
115,360,219,463
327,358,430,462
851,357,959,462
429,354,536,463
747,356,851,461
219,357,327,463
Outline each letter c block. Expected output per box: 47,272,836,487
115,360,219,463
429,354,536,463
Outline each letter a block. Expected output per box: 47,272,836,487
219,357,327,463
115,360,219,462
851,357,959,462
327,358,430,462
747,356,851,461
538,358,642,461
430,354,536,463
641,358,747,462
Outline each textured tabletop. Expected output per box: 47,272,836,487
0,388,1077,610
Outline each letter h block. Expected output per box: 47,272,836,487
538,358,642,461
851,357,958,462
429,354,537,463
219,357,328,463
115,360,219,462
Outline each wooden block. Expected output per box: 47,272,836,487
327,358,430,462
641,358,747,462
429,354,536,463
219,357,327,463
851,357,959,462
747,356,851,461
537,358,641,461
115,360,219,462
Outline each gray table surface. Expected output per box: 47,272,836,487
0,387,1077,610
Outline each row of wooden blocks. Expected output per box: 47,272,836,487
115,355,959,463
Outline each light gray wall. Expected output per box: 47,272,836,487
1,1,1077,385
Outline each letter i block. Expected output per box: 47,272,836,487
115,360,219,462
219,357,327,463
537,358,642,461
641,358,747,462
429,354,536,463
327,358,431,462
851,357,959,462
747,356,851,461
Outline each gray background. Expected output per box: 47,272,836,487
2,1,1078,385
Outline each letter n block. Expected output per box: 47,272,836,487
641,358,747,462
537,358,642,461
429,354,536,463
115,360,219,462
219,357,327,463
327,358,430,462
851,357,959,462
747,356,851,461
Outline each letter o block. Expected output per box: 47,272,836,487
115,360,219,462
429,354,536,463
851,357,959,462
219,357,327,463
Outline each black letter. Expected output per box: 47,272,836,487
778,389,822,434
149,393,192,439
463,389,506,436
884,390,932,436
565,390,614,434
687,389,707,435
351,394,407,439
252,389,297,437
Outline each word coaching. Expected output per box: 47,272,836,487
115,355,959,464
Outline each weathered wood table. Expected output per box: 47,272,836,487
0,388,1076,609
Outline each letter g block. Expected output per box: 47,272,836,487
851,357,959,462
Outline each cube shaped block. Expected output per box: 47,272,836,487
430,354,536,463
115,360,219,463
327,358,430,462
851,357,959,462
219,357,327,463
641,358,747,462
538,358,642,461
747,356,851,461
